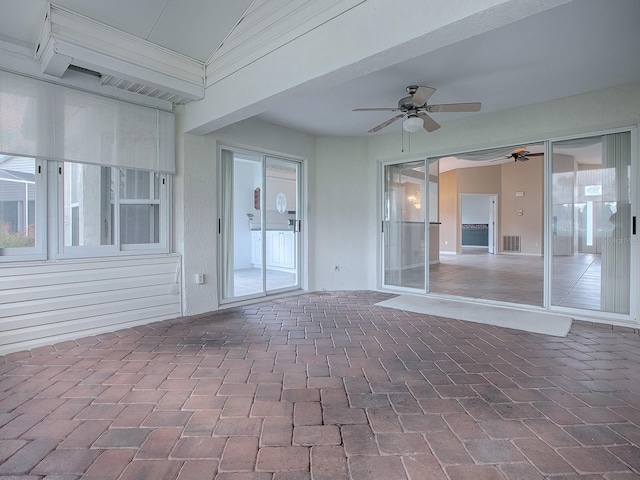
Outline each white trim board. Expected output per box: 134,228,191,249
376,295,573,337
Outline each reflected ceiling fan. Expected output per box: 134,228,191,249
508,147,544,162
353,85,481,133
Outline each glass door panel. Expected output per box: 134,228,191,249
220,149,264,301
383,160,427,291
220,149,301,302
265,157,299,292
550,133,631,314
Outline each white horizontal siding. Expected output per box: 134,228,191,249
0,254,182,354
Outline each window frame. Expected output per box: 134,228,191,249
55,161,170,259
120,170,170,252
0,156,47,262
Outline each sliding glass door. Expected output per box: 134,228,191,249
219,148,301,302
382,159,427,292
380,131,636,323
550,132,632,314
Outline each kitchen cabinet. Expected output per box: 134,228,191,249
251,231,262,267
252,230,295,271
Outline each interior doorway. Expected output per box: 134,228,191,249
460,194,497,254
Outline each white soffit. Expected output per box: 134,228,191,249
36,3,205,104
206,0,367,87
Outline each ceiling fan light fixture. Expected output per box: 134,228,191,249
403,115,422,132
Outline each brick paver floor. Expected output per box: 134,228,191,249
1,291,639,479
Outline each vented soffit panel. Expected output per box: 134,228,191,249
35,3,205,104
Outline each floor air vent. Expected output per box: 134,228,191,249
502,235,521,252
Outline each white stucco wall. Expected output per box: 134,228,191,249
312,136,376,291
178,131,218,316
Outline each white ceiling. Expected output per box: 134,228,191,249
0,0,253,62
1,0,639,140
255,0,640,136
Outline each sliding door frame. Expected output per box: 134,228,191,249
217,144,305,305
379,157,429,294
544,126,638,324
378,127,637,327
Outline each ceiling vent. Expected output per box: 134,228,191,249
100,75,195,105
35,3,205,104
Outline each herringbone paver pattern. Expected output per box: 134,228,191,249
1,291,639,479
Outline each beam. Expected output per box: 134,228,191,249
185,0,574,134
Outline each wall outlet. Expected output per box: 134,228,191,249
334,265,340,272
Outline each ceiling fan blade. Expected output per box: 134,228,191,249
526,152,544,157
418,113,441,132
426,102,481,113
368,114,404,133
410,86,436,107
353,107,399,112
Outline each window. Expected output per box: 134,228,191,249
63,163,115,248
1,69,175,262
119,169,162,247
59,162,169,257
0,155,45,260
0,158,170,261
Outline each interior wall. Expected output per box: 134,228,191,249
500,158,544,254
439,170,458,253
440,161,543,254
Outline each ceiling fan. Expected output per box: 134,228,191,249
508,147,544,162
353,85,481,133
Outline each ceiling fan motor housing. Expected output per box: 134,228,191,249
398,96,415,110
354,84,480,133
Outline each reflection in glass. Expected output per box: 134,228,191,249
0,156,36,248
63,163,115,247
383,160,426,290
120,170,160,244
551,133,630,314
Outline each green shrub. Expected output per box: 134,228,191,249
0,223,35,248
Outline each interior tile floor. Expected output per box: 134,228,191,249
428,249,602,310
1,290,639,479
233,268,297,298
